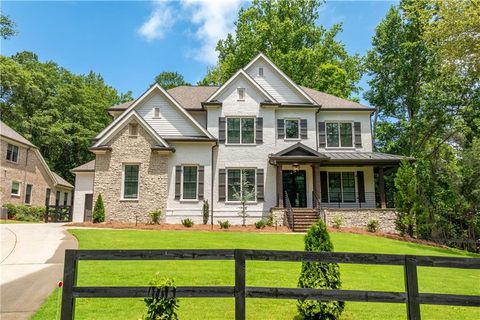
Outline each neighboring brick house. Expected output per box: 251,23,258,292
72,53,410,231
0,121,73,208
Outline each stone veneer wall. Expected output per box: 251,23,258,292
324,208,397,233
94,124,169,223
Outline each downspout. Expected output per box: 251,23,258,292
315,107,321,149
210,141,218,229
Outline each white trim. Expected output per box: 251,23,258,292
6,143,19,163
284,118,301,140
225,167,257,203
237,87,245,101
153,107,161,119
11,181,21,196
121,163,140,201
206,69,277,103
243,53,317,104
325,121,354,149
181,164,199,201
225,116,256,145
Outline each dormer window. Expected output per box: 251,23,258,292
129,123,138,137
153,107,160,118
237,88,245,101
258,67,264,77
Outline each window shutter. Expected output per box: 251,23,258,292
357,171,365,203
198,166,205,200
354,122,362,147
318,122,326,148
218,169,226,201
277,119,285,139
175,166,181,200
300,119,308,139
320,171,328,203
256,168,264,201
219,117,226,143
256,117,263,144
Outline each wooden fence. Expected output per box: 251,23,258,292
61,249,480,320
44,203,72,223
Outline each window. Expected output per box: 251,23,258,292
123,164,139,199
227,168,256,202
46,188,51,205
129,123,138,136
182,166,198,200
56,191,61,204
226,117,255,144
326,122,353,148
6,144,19,162
11,181,20,196
237,88,245,100
328,172,356,202
153,107,160,118
258,67,264,77
64,192,68,206
285,119,300,139
25,184,32,204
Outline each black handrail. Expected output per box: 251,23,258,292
284,191,294,230
312,191,325,223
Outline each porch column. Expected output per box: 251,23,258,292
378,166,386,209
312,164,321,208
276,164,283,207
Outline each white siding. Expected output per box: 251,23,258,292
136,91,204,137
72,172,94,222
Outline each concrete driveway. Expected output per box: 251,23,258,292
0,223,78,319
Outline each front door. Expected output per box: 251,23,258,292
84,194,93,222
283,170,307,207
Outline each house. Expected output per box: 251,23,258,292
1,121,73,208
71,53,407,231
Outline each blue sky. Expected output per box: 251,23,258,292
2,1,396,103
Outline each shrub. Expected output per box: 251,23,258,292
181,218,194,228
144,273,179,320
218,220,231,229
3,203,19,219
266,211,274,227
367,219,379,233
149,209,163,225
297,220,344,319
255,220,266,229
332,215,342,229
92,194,105,223
2,204,43,222
202,200,209,225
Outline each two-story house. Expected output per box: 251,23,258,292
71,53,406,231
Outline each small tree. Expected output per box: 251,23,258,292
202,200,209,225
232,171,256,226
394,162,418,236
144,273,179,320
297,220,344,319
92,194,105,223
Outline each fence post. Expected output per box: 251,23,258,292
234,249,246,320
404,255,421,320
61,250,78,320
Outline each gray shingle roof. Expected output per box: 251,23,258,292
71,160,95,172
168,86,219,109
300,86,375,110
0,121,36,147
108,100,134,111
52,172,74,188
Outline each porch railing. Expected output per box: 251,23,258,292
321,192,379,209
284,192,294,229
312,191,325,223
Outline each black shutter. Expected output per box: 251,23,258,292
218,169,226,201
219,117,226,143
175,166,182,200
277,119,285,139
256,117,263,144
357,171,365,203
198,166,204,200
300,119,308,139
256,168,264,201
318,122,326,148
354,122,362,147
320,171,328,203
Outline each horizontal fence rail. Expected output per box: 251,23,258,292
61,249,480,320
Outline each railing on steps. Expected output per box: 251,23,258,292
284,192,294,231
312,191,326,224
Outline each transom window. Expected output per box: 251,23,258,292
25,184,32,204
326,122,353,148
182,166,198,200
328,172,356,202
123,164,139,199
11,181,20,196
226,117,255,144
7,144,19,162
285,119,300,139
237,88,245,100
227,168,256,202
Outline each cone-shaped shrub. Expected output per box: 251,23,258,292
297,220,344,319
92,194,105,223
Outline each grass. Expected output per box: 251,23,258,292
33,229,479,319
0,219,33,224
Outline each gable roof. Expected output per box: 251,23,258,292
206,69,277,103
168,86,218,109
52,172,74,188
0,121,36,148
71,160,95,173
269,143,329,163
300,87,375,111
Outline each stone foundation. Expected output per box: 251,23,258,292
324,208,397,233
270,208,287,226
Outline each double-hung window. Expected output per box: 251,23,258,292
64,192,68,206
6,144,19,162
25,184,33,204
182,166,198,200
11,181,20,196
326,122,353,148
56,191,61,204
285,119,300,139
328,172,356,202
227,168,256,202
226,117,255,144
123,164,139,199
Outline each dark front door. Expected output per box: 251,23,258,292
283,170,307,207
84,194,93,222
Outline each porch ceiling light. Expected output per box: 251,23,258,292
292,163,300,172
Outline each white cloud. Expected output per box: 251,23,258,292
138,0,176,41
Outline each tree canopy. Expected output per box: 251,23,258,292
0,14,17,39
199,0,363,100
152,71,190,89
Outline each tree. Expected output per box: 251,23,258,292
199,0,363,100
232,171,256,227
93,194,105,223
297,220,344,319
0,14,17,39
152,72,190,89
394,162,418,236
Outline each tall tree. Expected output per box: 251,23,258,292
199,0,363,99
0,14,17,39
152,72,190,89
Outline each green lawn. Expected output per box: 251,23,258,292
0,219,32,224
34,229,479,319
